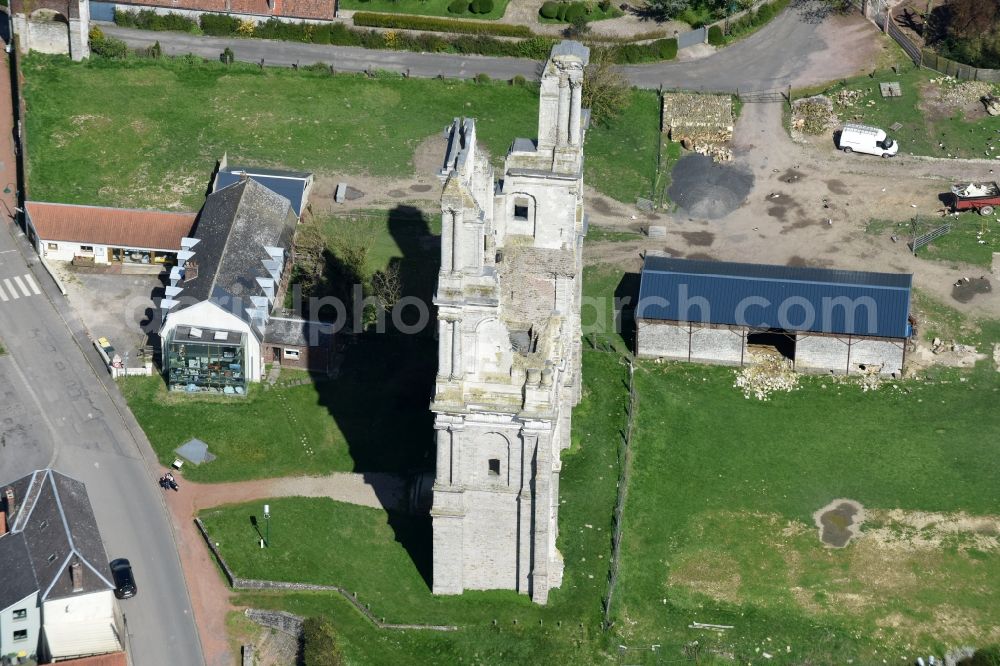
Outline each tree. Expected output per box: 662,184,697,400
646,0,691,20
582,50,630,126
563,13,592,39
302,617,343,666
928,0,1000,68
371,261,402,313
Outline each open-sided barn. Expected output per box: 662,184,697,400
635,256,912,376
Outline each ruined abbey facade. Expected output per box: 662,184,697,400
430,41,588,604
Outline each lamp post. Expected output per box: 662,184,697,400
263,504,270,547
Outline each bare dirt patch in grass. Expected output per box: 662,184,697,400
668,552,743,605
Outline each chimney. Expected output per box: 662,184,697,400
185,260,199,281
70,558,84,593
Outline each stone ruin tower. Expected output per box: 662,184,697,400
430,41,589,604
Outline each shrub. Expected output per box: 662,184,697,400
556,3,568,20
707,24,724,45
655,37,677,60
91,34,129,58
114,9,198,32
598,0,611,10
474,72,491,83
353,12,533,36
447,0,469,13
564,2,586,22
540,0,560,18
511,74,526,85
756,3,775,21
221,46,234,63
302,617,343,666
470,0,494,13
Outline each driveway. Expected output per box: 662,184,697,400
102,1,881,91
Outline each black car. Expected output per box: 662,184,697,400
110,558,137,599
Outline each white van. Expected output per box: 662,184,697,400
838,123,899,158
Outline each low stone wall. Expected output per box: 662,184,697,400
194,518,457,631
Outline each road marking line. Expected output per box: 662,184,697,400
23,273,42,295
13,275,31,297
3,278,17,300
0,281,7,301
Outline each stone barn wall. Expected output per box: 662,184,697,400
637,320,745,365
796,334,903,376
795,334,850,374
636,320,690,360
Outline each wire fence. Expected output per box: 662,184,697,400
602,356,637,631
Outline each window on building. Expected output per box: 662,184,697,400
284,349,301,360
47,243,58,251
12,609,27,620
13,629,27,641
513,199,529,221
80,245,94,253
488,458,501,476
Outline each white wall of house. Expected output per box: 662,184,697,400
161,300,263,382
39,241,111,264
0,591,41,659
41,590,120,661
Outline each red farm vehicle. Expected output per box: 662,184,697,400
949,182,1000,216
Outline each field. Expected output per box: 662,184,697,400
199,264,1000,663
22,55,659,210
797,63,1000,160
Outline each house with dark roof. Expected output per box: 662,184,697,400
635,256,912,376
0,470,124,663
23,202,197,272
213,155,313,218
158,176,333,393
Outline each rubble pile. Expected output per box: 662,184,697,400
831,365,883,392
734,353,799,401
928,77,996,108
833,89,865,107
662,92,734,162
791,95,836,136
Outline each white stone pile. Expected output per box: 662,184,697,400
733,353,799,401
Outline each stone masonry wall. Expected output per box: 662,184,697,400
636,320,690,360
795,334,851,374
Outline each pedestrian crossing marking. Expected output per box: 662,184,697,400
0,274,42,303
12,275,30,297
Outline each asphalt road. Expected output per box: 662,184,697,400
0,222,204,666
102,1,851,91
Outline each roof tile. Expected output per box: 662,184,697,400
26,202,196,252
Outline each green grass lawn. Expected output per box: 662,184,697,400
866,214,1000,269
800,64,1000,160
340,0,510,20
120,333,436,481
23,55,656,210
585,90,662,205
615,360,1000,662
213,350,629,663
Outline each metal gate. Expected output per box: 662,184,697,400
677,27,707,50
737,88,790,104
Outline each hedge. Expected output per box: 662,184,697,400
447,0,468,13
470,0,493,14
118,11,680,64
114,9,198,32
353,11,532,37
540,1,559,18
707,24,723,46
724,0,790,40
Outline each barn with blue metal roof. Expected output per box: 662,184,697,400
635,256,912,376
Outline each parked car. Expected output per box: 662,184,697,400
838,123,898,158
110,558,137,599
948,181,1000,216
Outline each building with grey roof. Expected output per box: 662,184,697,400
213,154,313,217
635,256,912,376
0,470,123,663
158,173,333,393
